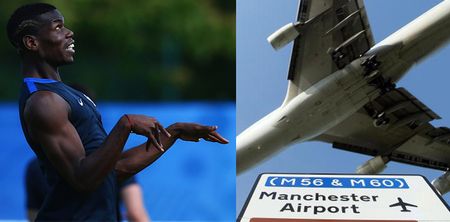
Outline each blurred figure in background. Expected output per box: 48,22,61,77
25,158,151,221
118,176,150,222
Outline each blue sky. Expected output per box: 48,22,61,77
237,0,450,213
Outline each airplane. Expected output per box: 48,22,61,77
237,0,450,196
389,197,418,212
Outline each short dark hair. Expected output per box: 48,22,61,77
6,3,56,49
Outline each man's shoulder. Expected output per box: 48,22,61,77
29,90,62,100
24,91,70,126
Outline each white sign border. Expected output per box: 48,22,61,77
238,173,450,221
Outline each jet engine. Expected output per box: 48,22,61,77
432,171,450,195
267,22,301,50
356,156,388,174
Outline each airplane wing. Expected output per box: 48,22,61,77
316,87,450,171
283,0,375,104
403,202,418,207
389,202,402,207
389,201,417,208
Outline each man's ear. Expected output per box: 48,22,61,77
22,35,39,51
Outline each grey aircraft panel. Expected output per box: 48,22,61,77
316,87,450,171
287,0,375,96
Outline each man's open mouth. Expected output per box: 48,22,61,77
66,42,75,53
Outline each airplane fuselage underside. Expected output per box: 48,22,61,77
237,57,381,173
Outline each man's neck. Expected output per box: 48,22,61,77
21,57,62,81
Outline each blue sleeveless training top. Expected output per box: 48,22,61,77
19,78,118,221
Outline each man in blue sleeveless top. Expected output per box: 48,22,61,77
7,3,229,221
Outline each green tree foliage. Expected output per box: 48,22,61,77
0,0,235,101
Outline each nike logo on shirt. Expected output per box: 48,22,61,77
78,98,84,106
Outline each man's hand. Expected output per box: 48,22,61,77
125,115,170,151
168,123,229,144
116,121,228,181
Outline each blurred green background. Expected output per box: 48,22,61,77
0,0,235,101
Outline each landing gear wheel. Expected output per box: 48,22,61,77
381,81,396,94
361,55,380,76
332,49,345,67
373,116,390,127
369,76,396,95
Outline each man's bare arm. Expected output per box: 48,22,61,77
24,91,163,192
